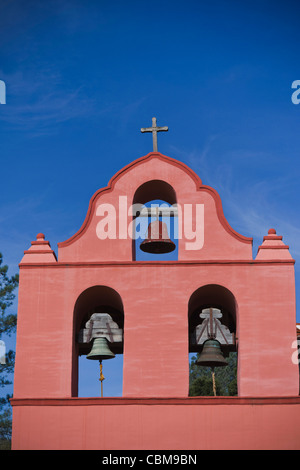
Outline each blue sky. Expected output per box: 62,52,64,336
0,0,300,397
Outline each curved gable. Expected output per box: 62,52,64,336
58,152,253,262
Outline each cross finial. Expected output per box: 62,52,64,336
141,117,168,152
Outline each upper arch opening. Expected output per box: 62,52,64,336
74,285,124,342
188,284,237,354
132,180,178,261
133,179,177,206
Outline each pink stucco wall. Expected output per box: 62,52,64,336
11,153,300,449
11,397,300,450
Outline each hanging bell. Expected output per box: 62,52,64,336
86,337,115,361
140,220,176,254
196,339,228,368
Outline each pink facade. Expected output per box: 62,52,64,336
11,153,300,449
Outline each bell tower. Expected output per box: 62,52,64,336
11,147,300,449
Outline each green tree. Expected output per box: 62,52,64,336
0,253,19,449
189,351,238,396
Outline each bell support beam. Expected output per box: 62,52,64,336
137,207,178,217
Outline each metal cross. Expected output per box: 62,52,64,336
141,117,168,152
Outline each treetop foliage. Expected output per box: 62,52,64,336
0,252,19,338
189,351,238,396
0,252,19,448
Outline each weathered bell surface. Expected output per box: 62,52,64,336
196,339,228,368
86,337,115,361
140,220,176,254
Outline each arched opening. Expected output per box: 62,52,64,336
188,284,238,396
133,179,177,206
132,180,178,261
72,286,124,397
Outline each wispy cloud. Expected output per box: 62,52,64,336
170,139,300,261
0,67,96,135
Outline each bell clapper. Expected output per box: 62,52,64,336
212,367,216,397
99,360,105,397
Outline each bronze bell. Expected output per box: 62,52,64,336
196,338,228,368
140,219,176,254
86,337,115,361
86,337,115,398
